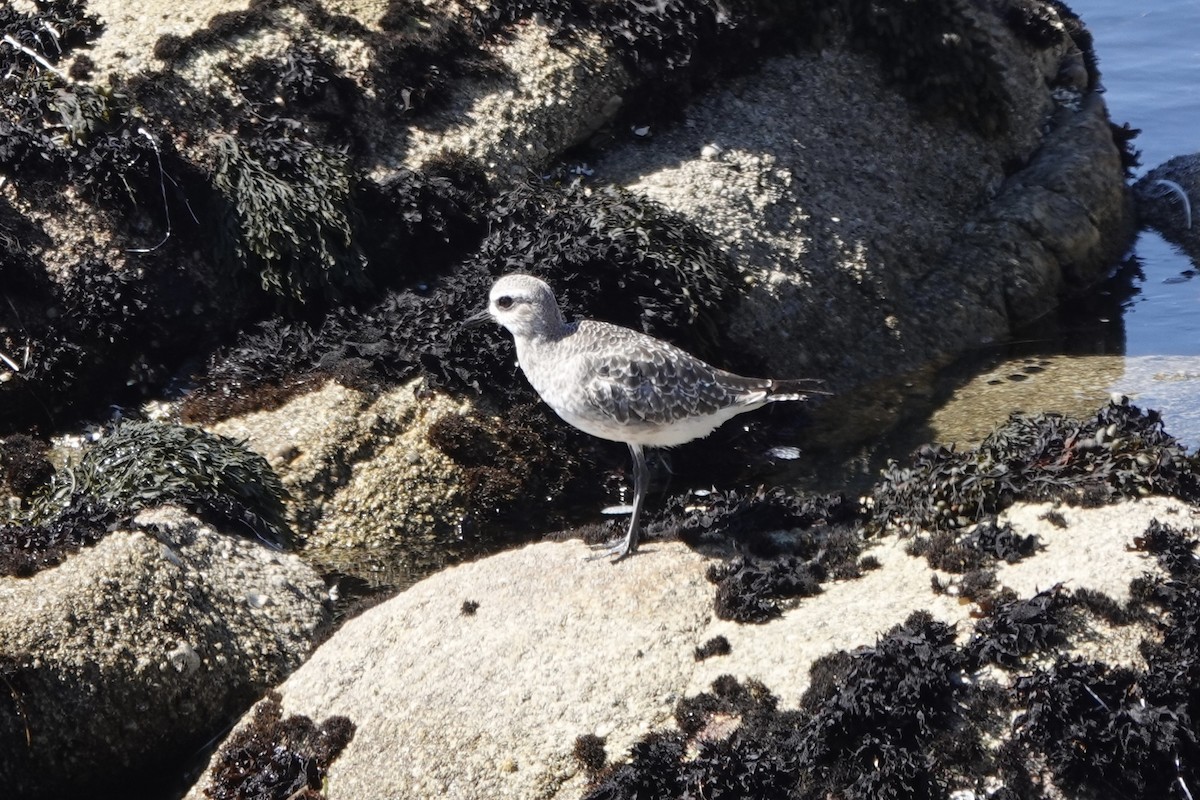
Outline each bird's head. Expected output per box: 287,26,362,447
471,274,569,340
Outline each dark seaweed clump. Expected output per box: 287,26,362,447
1003,521,1200,798
0,497,116,577
870,398,1200,535
694,635,732,662
0,434,54,502
425,403,606,544
205,692,355,800
966,585,1071,669
180,264,494,424
352,154,491,286
0,421,293,576
1,258,169,430
586,612,998,799
1010,658,1186,797
0,2,155,204
643,488,863,622
574,733,608,773
1111,120,1143,176
906,518,1040,574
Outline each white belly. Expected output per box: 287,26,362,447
554,403,751,447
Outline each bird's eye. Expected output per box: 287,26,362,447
496,295,514,310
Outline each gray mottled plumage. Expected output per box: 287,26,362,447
475,274,823,561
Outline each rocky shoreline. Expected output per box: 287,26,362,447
3,0,1200,797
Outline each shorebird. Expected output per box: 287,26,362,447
470,274,824,561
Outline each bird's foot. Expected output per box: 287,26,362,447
586,538,637,563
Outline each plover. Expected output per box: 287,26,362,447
471,274,824,561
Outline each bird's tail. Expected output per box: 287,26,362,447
764,377,830,402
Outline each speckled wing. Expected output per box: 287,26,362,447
570,321,760,427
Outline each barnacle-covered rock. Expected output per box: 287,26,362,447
203,379,492,588
0,507,327,800
593,2,1133,382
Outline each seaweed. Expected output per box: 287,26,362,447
640,487,863,622
966,585,1070,669
584,732,686,800
581,514,1200,799
573,733,608,773
708,556,827,624
907,519,1039,574
1012,658,1191,797
211,129,367,303
371,0,501,118
0,256,171,430
0,497,116,577
468,181,738,362
585,613,991,800
0,433,53,502
205,692,355,800
1002,520,1200,798
425,403,605,539
189,180,738,422
26,421,293,552
352,155,491,287
0,5,165,210
870,398,1200,535
1110,120,1142,176
0,1,101,62
694,635,732,661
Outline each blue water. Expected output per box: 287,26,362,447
1073,0,1200,356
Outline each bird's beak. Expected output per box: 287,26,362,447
463,307,493,328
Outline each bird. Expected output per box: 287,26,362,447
470,273,825,562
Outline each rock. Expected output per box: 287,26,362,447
0,506,328,799
596,49,1132,381
1,0,1136,431
1135,153,1200,260
185,496,1197,800
204,378,481,587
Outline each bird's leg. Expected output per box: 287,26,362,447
589,443,649,562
